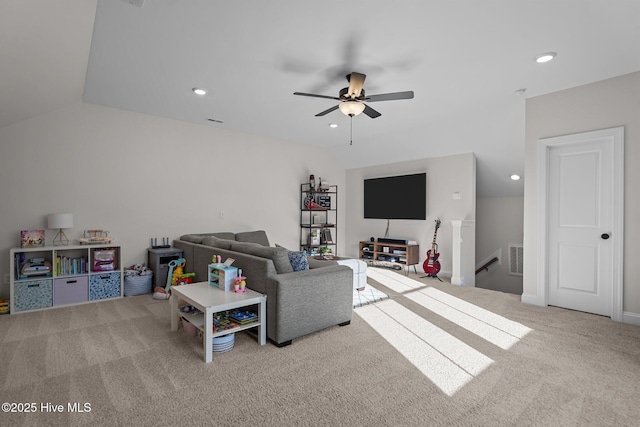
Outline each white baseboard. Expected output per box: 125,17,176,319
520,295,640,326
623,311,640,326
521,293,544,306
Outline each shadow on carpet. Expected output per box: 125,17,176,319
353,285,390,308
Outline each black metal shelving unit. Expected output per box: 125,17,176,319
300,183,337,255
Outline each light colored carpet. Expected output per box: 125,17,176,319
1,271,639,426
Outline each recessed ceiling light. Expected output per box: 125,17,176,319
329,123,338,128
534,52,557,63
510,174,521,181
192,87,207,95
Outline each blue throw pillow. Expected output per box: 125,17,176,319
276,244,309,272
288,250,309,272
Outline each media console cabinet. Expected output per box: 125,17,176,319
358,240,420,275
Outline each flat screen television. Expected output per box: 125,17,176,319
364,173,426,220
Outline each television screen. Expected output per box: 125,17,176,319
364,173,426,220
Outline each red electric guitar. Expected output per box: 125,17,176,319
423,218,441,277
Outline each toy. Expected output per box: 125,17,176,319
233,276,247,293
152,257,187,300
165,258,186,291
170,260,185,286
0,293,8,314
176,272,195,285
153,287,170,300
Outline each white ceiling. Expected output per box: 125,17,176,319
4,1,640,197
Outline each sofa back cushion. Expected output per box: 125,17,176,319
180,232,237,244
230,241,293,274
212,232,236,240
235,230,270,247
202,236,234,250
180,234,207,244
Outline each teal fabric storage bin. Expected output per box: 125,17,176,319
14,279,53,312
89,272,121,300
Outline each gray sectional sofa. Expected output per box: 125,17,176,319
173,231,353,347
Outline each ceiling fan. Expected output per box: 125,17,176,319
293,72,414,119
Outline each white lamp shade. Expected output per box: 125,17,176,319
339,101,365,116
48,213,74,229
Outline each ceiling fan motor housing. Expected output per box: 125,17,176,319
340,87,365,100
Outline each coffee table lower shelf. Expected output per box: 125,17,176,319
179,311,262,338
170,282,266,363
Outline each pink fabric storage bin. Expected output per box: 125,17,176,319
182,318,198,336
53,276,89,306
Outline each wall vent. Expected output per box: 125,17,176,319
509,244,524,276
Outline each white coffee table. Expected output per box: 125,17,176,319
170,281,267,363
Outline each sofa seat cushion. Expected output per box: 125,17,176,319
235,230,270,246
230,241,293,274
306,256,339,269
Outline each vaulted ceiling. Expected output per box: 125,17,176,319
3,1,640,197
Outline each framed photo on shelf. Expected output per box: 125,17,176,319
20,230,45,248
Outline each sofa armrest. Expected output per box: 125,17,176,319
265,265,353,344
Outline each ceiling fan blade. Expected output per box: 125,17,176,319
347,72,366,98
315,105,340,117
365,91,414,102
362,104,381,119
294,92,340,101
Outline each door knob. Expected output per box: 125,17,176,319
601,233,610,240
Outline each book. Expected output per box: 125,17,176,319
321,229,333,244
229,310,257,324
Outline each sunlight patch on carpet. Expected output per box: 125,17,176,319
420,287,532,339
406,288,531,350
366,268,425,293
355,299,494,396
354,285,390,308
368,269,533,350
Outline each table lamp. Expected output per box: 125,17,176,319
48,213,74,246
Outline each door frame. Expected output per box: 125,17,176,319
536,126,624,321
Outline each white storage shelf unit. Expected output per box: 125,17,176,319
10,244,123,314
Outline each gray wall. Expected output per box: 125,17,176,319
0,102,346,297
344,154,476,282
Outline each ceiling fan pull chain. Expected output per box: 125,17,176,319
350,116,353,145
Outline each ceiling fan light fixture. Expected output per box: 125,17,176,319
339,101,365,117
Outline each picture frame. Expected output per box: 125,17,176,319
21,230,45,248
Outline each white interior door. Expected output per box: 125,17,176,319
542,127,624,318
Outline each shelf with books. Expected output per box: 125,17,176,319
54,248,88,277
